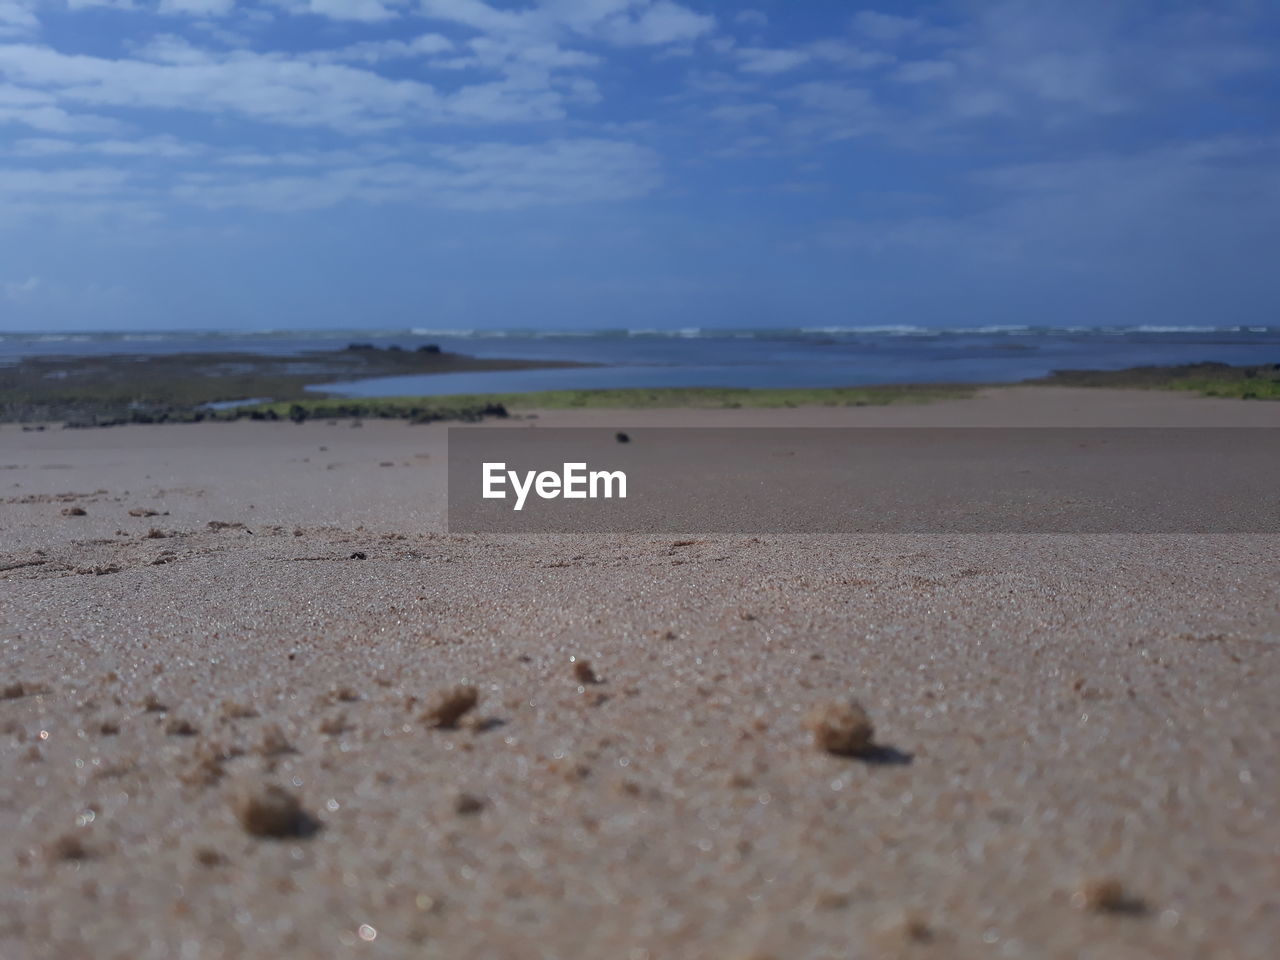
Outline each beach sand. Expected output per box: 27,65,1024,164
2,387,1278,959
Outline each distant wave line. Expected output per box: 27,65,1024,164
3,324,1279,343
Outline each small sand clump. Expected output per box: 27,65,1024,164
165,717,199,736
256,724,295,756
806,698,876,757
422,684,478,729
182,741,236,787
1072,878,1147,915
3,681,28,700
220,699,258,720
454,792,486,815
61,506,87,517
49,832,93,861
233,783,317,838
813,890,852,910
142,693,167,713
194,847,226,867
182,755,225,788
572,659,599,685
875,909,933,944
318,712,350,736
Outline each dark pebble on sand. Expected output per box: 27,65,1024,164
423,685,479,729
233,784,319,839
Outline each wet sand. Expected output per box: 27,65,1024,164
2,387,1278,959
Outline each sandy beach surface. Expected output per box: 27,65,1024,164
2,386,1278,960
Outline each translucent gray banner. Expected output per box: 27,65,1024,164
448,427,1280,534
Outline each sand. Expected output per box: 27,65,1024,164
1,386,1278,959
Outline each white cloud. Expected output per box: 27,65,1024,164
892,60,956,84
735,47,810,76
0,167,130,197
0,0,37,37
158,0,237,15
3,274,39,299
0,83,120,133
160,0,400,20
439,33,601,71
0,43,436,131
0,135,661,221
11,137,76,155
419,0,533,35
916,3,1274,129
2,0,1274,245
312,32,453,63
600,1,713,46
303,0,399,23
851,11,921,43
96,135,204,157
131,34,223,64
440,77,566,121
420,0,714,48
8,136,196,157
0,42,589,131
172,138,661,211
808,40,892,71
780,82,879,142
708,102,775,124
216,144,399,166
730,39,890,77
0,0,710,153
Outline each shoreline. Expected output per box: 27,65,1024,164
266,358,1280,420
0,343,592,426
2,349,1277,429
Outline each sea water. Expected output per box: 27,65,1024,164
3,326,1277,395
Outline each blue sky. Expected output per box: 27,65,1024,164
1,0,1278,331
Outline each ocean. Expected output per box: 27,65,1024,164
3,326,1278,396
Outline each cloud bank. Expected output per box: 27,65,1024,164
1,1,1278,329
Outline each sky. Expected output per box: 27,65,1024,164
1,0,1278,332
